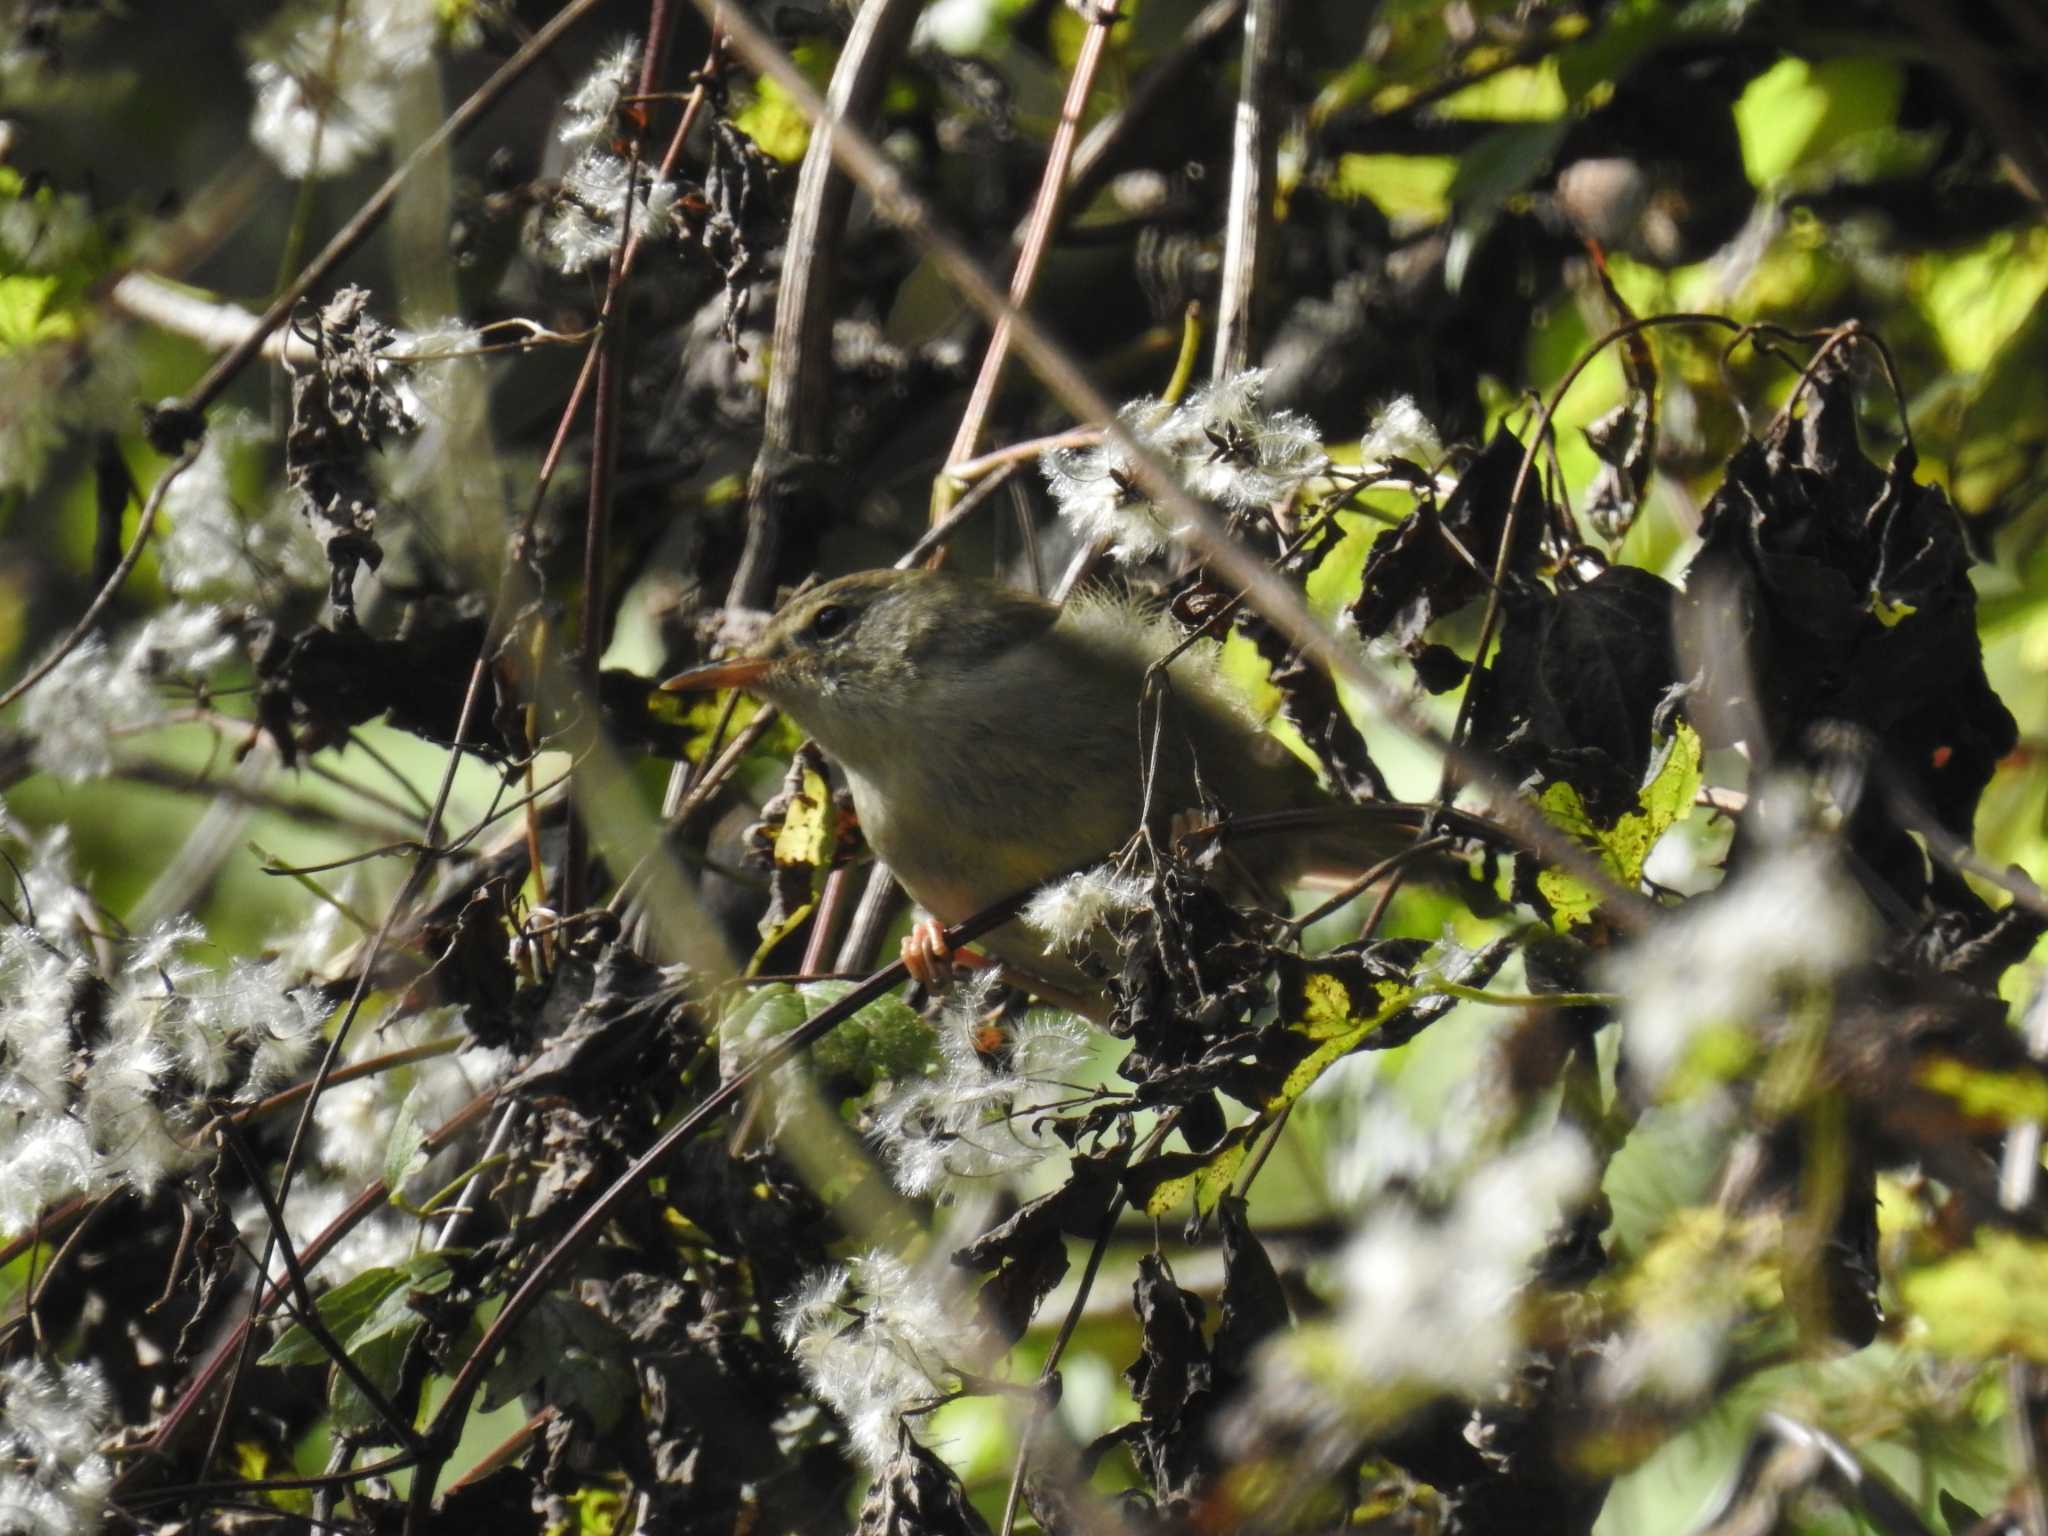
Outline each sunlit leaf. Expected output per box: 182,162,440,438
1537,722,1701,929
1916,228,2048,375
1733,55,1904,187
0,275,78,351
771,763,835,868
1903,1231,2048,1363
1914,1057,2048,1126
1329,154,1458,222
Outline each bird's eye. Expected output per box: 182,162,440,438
807,603,852,641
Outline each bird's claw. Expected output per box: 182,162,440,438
901,918,988,990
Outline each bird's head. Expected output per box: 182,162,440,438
660,568,1056,764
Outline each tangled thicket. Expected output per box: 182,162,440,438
4,2,2048,1535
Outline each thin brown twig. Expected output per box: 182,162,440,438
14,1191,114,1355
564,195,634,917
214,1114,426,1453
1058,0,1244,220
609,701,781,914
939,0,1125,509
895,461,1025,569
106,760,411,845
115,1089,495,1496
1283,835,1456,935
834,861,904,975
997,1108,1182,1536
526,26,722,506
943,426,1103,485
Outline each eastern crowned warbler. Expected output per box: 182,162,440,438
661,569,1427,993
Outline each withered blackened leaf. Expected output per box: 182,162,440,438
1583,394,1656,548
1126,1255,1215,1503
855,1434,994,1536
1212,1196,1288,1391
1223,524,1392,802
1112,860,1288,1051
1177,1090,1227,1153
421,882,520,1024
270,609,513,758
1929,901,2048,991
285,286,416,621
507,943,695,1097
1467,564,1680,822
1352,427,1551,653
1579,244,1659,547
953,1155,1119,1344
1413,642,1470,695
700,122,773,351
1683,358,2016,901
1245,627,1392,802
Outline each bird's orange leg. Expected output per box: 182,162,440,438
900,917,992,990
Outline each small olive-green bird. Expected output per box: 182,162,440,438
662,568,1425,993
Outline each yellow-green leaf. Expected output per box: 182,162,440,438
0,274,78,352
1915,1057,2048,1126
733,41,838,162
1537,722,1701,930
1330,153,1457,222
1734,55,1904,189
1903,1231,2048,1363
1137,1135,1249,1221
772,765,833,868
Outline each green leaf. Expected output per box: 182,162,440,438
649,690,800,765
1916,228,2048,375
1129,1133,1250,1221
1902,1231,2048,1363
348,1259,454,1349
259,1254,451,1366
1434,58,1567,122
1537,722,1701,930
482,1295,634,1434
0,274,79,352
326,1324,416,1441
1914,1057,2048,1126
1329,154,1458,222
1268,966,1418,1104
733,41,838,162
1733,56,1904,188
722,980,934,1089
771,764,834,868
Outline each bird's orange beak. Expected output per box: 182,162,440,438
659,656,773,693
